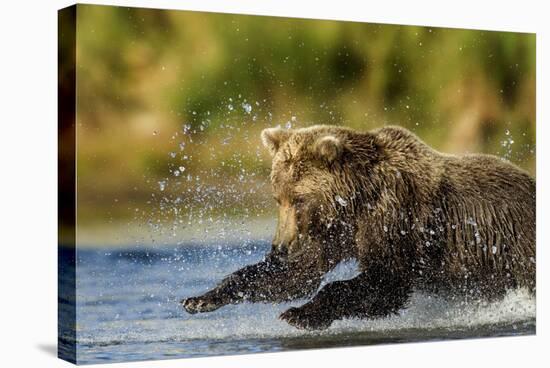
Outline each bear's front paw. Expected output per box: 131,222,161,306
180,295,223,314
279,306,333,330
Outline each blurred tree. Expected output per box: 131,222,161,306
69,5,535,226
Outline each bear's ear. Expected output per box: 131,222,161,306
261,127,290,156
314,135,343,164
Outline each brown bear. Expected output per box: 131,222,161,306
182,125,536,330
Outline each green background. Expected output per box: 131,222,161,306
63,5,535,244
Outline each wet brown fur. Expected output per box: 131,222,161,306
182,125,535,330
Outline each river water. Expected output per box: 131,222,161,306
69,241,535,364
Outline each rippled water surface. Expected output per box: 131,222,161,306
72,241,535,364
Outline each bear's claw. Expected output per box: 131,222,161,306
181,296,221,314
279,306,333,330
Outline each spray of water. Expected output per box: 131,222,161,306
83,103,535,355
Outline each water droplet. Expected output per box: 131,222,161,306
335,195,348,207
242,103,252,114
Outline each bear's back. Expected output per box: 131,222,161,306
371,126,535,294
427,153,535,294
441,153,535,205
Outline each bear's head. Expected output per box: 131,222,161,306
261,125,379,263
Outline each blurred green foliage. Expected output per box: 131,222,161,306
70,4,535,227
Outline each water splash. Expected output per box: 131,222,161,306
76,248,535,348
